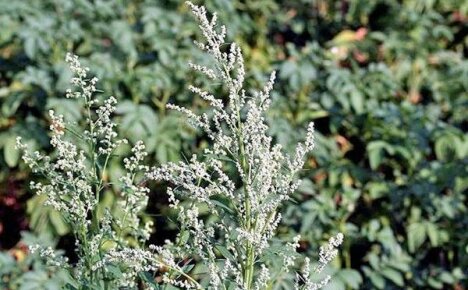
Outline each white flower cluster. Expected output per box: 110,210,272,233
29,245,69,268
316,233,344,273
146,2,342,289
16,53,155,288
118,141,152,243
295,233,344,290
65,52,126,155
16,109,94,228
101,248,157,287
281,235,301,272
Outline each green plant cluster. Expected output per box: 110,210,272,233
0,0,466,289
0,232,71,290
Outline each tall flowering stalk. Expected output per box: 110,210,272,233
146,2,343,289
16,53,156,289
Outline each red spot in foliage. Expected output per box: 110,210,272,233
353,50,368,63
355,28,368,41
451,11,467,23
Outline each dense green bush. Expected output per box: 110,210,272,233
0,0,466,289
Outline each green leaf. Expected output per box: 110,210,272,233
24,37,37,59
366,182,389,199
350,90,364,114
367,141,387,170
4,135,19,167
435,135,456,161
27,195,69,237
439,272,454,284
215,245,236,261
110,20,136,58
425,222,439,247
368,148,381,170
139,272,160,289
0,252,16,272
106,264,123,278
367,271,385,289
381,268,404,286
48,98,82,123
280,61,297,78
408,222,426,253
323,279,345,290
49,210,69,236
1,92,25,117
43,280,63,290
338,269,362,288
19,271,49,290
428,277,443,289
211,199,234,214
64,284,79,290
117,101,158,142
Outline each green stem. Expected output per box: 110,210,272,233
157,260,203,289
234,96,255,289
244,245,255,289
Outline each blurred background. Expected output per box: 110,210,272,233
0,0,466,289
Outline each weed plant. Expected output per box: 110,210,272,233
15,2,342,289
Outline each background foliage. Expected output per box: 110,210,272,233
0,0,466,289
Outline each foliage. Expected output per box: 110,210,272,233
0,0,467,289
0,232,71,290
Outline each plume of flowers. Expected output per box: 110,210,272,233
146,2,343,289
16,53,156,288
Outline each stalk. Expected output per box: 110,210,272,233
235,96,255,289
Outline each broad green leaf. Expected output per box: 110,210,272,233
338,269,362,288
382,268,404,286
425,222,439,247
408,222,426,253
49,210,69,236
19,271,49,290
368,146,382,170
427,277,443,289
367,271,385,289
350,90,364,114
